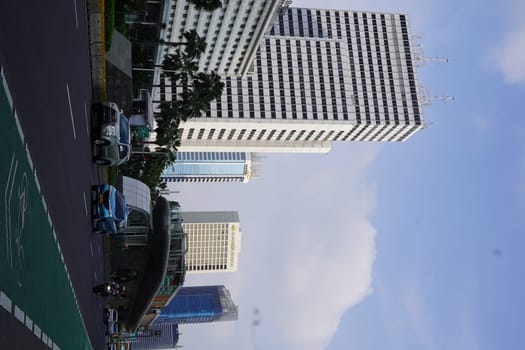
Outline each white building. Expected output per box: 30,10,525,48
175,8,424,153
180,211,241,274
155,0,285,77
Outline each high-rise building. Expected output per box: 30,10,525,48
155,285,238,324
161,151,261,183
180,211,241,274
173,8,423,153
130,323,180,350
155,0,286,78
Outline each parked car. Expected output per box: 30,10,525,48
92,184,128,233
92,102,131,166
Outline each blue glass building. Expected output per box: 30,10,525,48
161,152,258,183
155,285,238,325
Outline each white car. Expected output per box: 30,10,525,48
92,102,131,166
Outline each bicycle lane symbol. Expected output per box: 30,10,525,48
4,152,28,288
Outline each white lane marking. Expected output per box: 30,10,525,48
66,84,76,139
25,143,33,170
83,192,88,217
94,271,97,281
14,305,24,322
98,245,101,256
5,153,17,267
90,241,93,257
14,111,24,143
84,102,90,136
73,0,79,28
25,315,33,330
1,68,14,111
0,291,12,312
34,171,41,193
33,324,41,338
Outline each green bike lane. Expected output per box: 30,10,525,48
0,69,92,349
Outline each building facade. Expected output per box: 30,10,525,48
174,8,423,153
129,323,180,350
180,211,241,274
160,151,256,183
154,285,238,324
155,0,286,78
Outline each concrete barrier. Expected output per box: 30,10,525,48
87,0,107,102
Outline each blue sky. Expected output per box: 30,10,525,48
169,0,525,349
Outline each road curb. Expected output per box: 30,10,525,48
87,0,107,102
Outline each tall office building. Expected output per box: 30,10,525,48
174,8,424,153
155,285,238,324
180,211,241,274
155,0,285,78
160,151,261,183
130,323,180,350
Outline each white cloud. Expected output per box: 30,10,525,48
492,24,525,84
402,284,435,350
175,144,380,349
486,1,525,84
258,147,379,350
471,115,490,133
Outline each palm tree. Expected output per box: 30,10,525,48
192,71,225,102
178,71,225,119
162,50,199,85
188,0,222,11
180,30,207,59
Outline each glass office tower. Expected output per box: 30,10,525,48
161,151,255,183
155,285,238,324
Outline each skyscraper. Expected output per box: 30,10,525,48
180,211,241,274
155,285,238,324
130,323,180,350
156,0,285,77
161,151,260,183
174,8,424,153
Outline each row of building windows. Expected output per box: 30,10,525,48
176,151,246,161
157,8,422,139
270,9,410,40
162,176,245,183
167,0,267,74
188,264,228,271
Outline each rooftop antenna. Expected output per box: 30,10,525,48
416,56,449,67
412,41,449,67
421,95,455,106
419,87,455,106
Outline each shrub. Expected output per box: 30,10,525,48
105,0,115,51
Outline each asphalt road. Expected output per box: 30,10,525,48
0,1,107,349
